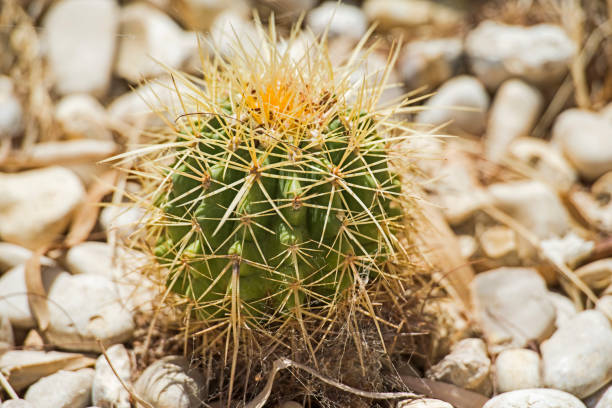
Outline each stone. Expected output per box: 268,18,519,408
0,243,55,273
0,265,64,329
177,0,247,31
472,267,556,350
24,369,95,408
597,296,612,322
426,338,492,396
307,2,367,41
428,149,492,225
542,310,612,398
99,206,147,240
574,259,612,291
458,235,478,259
425,298,470,361
65,241,117,278
55,94,112,140
107,78,195,129
0,76,23,139
22,140,118,168
115,3,196,83
540,232,594,269
46,273,135,352
399,38,463,90
0,166,85,249
593,385,612,408
209,10,258,59
363,0,463,31
479,226,518,261
92,344,131,408
483,389,585,408
134,356,203,408
2,401,36,408
0,350,94,392
465,21,575,90
485,79,542,161
547,292,577,329
43,0,118,97
569,171,612,233
495,348,542,392
552,109,612,181
416,76,490,135
398,399,453,408
507,137,577,192
488,180,570,240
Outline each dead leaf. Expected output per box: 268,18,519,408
0,350,95,392
65,169,118,247
414,202,475,311
25,247,49,332
400,376,489,408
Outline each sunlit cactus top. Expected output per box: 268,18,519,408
128,23,414,326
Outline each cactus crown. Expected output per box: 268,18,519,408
119,21,423,400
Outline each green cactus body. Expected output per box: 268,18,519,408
152,102,404,322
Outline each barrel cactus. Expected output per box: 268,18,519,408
120,23,425,402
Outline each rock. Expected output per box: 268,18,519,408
542,310,612,398
495,348,542,392
65,241,117,278
99,206,146,240
574,259,612,291
115,3,196,83
552,109,612,181
547,292,577,329
177,0,246,31
597,296,612,322
0,166,85,249
593,385,612,408
0,315,14,353
488,180,570,240
0,265,64,329
569,171,612,233
134,356,203,408
416,76,490,135
465,21,575,90
307,2,367,41
19,140,118,168
479,226,518,262
108,78,196,129
483,389,585,408
0,243,55,273
2,400,36,408
399,38,463,90
363,0,463,31
426,338,492,396
209,10,258,59
24,369,95,408
0,350,95,392
472,267,556,350
485,79,542,161
398,399,453,408
46,273,135,352
0,76,23,139
458,235,478,259
507,137,577,192
540,232,594,269
425,298,470,361
55,94,112,140
43,0,118,97
92,344,131,408
348,50,405,107
428,148,492,225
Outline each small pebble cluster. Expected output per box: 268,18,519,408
1,0,611,407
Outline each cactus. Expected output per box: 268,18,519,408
120,21,424,403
